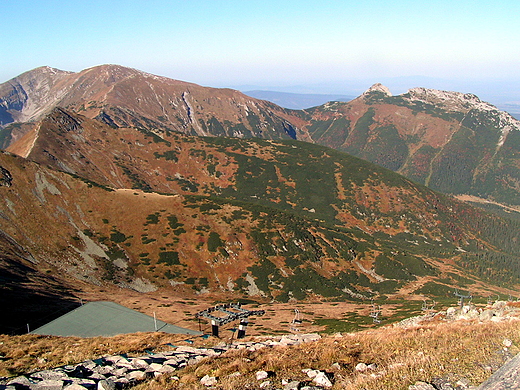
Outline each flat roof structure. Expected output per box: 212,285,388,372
31,301,201,337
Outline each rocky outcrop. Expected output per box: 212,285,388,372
395,301,520,329
0,166,12,187
477,352,520,389
0,334,321,390
362,83,392,97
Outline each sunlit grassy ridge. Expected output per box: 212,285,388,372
137,319,520,389
2,316,517,390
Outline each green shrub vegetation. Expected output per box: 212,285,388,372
157,251,181,266
109,229,128,243
146,213,160,224
153,150,179,161
207,231,224,252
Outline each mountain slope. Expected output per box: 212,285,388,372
303,84,520,205
4,108,520,306
0,65,304,142
2,65,519,207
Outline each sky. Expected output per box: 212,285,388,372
2,0,520,101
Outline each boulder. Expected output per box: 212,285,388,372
67,378,96,388
64,384,90,390
96,379,116,390
32,370,68,381
7,376,38,387
131,358,150,369
304,369,320,378
284,380,300,390
256,371,269,381
148,363,164,372
158,364,176,374
355,363,368,372
32,379,65,390
480,310,495,322
200,375,217,387
409,381,436,390
313,372,333,388
446,307,458,317
125,370,146,381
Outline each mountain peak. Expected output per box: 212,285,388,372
362,83,392,97
403,87,520,131
405,87,482,107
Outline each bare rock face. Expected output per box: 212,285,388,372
0,166,12,187
0,66,72,126
362,83,392,97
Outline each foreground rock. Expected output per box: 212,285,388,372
477,352,520,390
0,334,321,390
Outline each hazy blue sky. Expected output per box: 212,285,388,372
2,0,520,98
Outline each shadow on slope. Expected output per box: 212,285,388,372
0,233,80,335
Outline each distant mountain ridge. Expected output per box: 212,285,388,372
302,84,520,206
0,64,303,142
1,64,519,207
243,90,355,109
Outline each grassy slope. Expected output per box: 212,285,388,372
304,92,520,207
1,316,519,389
3,109,520,306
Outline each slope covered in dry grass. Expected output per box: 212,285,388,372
2,317,519,389
137,319,520,389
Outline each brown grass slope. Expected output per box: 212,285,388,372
0,65,305,141
302,87,520,206
1,107,520,325
1,318,519,390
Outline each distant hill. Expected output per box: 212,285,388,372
243,90,355,109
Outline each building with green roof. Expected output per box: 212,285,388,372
31,301,201,337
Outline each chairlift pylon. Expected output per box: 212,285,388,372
290,309,302,332
369,302,382,324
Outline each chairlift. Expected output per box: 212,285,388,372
290,309,302,332
454,289,472,309
422,298,436,312
369,303,382,324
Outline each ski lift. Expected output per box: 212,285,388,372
453,289,472,309
369,302,382,324
421,298,436,316
290,309,302,332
